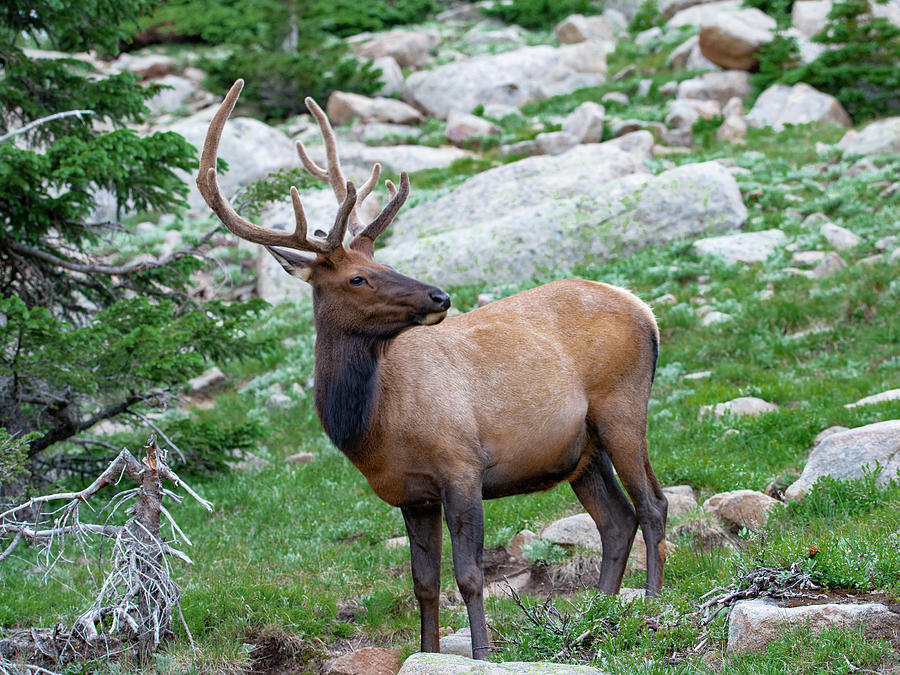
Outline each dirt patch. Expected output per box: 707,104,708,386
244,627,321,675
481,546,604,597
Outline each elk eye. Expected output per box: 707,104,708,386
349,276,367,287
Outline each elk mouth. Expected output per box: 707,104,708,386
414,311,448,326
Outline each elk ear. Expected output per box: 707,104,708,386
266,246,314,282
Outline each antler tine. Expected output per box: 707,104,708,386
197,80,339,255
302,97,348,202
347,162,382,236
355,172,410,245
327,182,357,251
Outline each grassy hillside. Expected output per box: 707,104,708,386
2,12,900,675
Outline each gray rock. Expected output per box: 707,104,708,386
439,627,472,658
697,8,775,70
446,111,501,144
110,51,177,78
820,222,861,250
668,0,744,27
399,652,606,674
701,310,732,325
188,367,227,395
286,452,316,465
378,149,746,287
506,529,540,558
556,14,617,44
146,75,203,117
404,44,607,119
677,70,751,106
372,56,405,97
727,599,900,653
602,130,655,159
785,420,900,499
265,393,292,409
837,117,900,155
692,229,786,264
813,426,849,445
462,25,528,49
700,396,779,417
661,0,723,19
601,91,630,106
540,513,601,550
385,536,409,550
792,0,830,37
790,250,845,277
668,35,718,70
703,490,781,530
845,389,900,408
666,98,721,130
562,101,606,143
535,131,580,155
326,91,423,126
663,485,699,518
355,30,435,68
635,27,664,46
747,83,852,132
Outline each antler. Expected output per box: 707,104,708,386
196,79,354,256
298,98,409,243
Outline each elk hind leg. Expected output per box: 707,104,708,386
570,446,638,595
402,503,443,653
597,423,667,597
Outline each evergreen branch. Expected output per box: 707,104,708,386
4,229,218,277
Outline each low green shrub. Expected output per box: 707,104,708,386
482,0,598,30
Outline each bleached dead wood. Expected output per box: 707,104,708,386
0,435,212,670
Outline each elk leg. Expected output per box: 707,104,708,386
442,483,490,660
402,503,443,653
600,428,667,597
570,448,638,594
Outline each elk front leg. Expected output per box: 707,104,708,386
402,503,443,653
442,483,489,660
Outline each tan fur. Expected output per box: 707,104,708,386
355,279,658,506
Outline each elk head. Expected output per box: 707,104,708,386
196,79,450,338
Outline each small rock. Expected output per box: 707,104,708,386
717,96,747,143
792,250,846,278
875,235,898,251
727,599,900,654
845,388,900,408
485,569,531,598
698,8,775,70
801,212,830,228
601,91,629,106
747,83,852,132
355,30,435,69
672,518,735,550
635,27,664,46
677,70,751,106
693,229,786,263
373,56,404,97
792,0,830,38
439,626,472,658
226,452,269,472
703,490,781,530
701,311,732,325
540,513,601,550
654,293,677,305
446,111,500,144
385,536,409,550
562,101,606,143
399,652,605,674
265,393,292,410
286,452,316,465
820,222,861,250
628,531,676,571
700,396,779,418
326,91,423,126
188,367,226,395
663,485,699,518
556,13,617,44
618,588,646,603
837,116,900,155
535,131,580,155
506,529,540,559
326,647,402,675
684,370,712,379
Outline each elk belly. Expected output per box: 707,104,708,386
480,416,590,499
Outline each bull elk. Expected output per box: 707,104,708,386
197,80,667,660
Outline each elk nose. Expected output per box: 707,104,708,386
429,289,451,310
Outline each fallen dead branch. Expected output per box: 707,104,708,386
697,562,821,627
0,435,212,671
